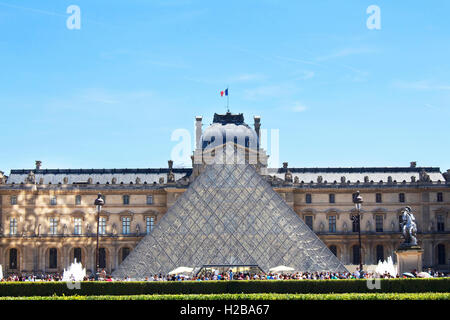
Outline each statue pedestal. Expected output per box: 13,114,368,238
395,245,423,275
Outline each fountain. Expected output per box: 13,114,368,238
0,264,3,280
62,259,86,282
375,256,397,277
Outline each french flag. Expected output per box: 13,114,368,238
220,88,228,97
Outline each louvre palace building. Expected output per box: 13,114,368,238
0,112,449,275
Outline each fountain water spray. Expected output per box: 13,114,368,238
375,256,397,277
62,259,86,282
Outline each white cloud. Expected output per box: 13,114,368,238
315,47,377,62
44,88,156,112
227,73,267,82
291,102,308,112
294,70,315,80
392,80,450,91
243,84,296,101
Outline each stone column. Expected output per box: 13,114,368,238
193,116,203,169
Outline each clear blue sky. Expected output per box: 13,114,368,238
0,0,449,173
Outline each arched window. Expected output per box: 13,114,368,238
98,248,106,269
376,245,384,263
49,248,58,269
329,245,337,257
121,247,131,262
9,248,18,269
352,245,360,265
437,244,446,265
73,247,82,263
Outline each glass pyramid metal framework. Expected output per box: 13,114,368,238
113,164,347,279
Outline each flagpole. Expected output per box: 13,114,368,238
227,86,229,112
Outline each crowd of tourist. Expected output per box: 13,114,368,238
149,268,447,282
1,268,447,282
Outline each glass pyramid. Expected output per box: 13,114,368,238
113,164,347,278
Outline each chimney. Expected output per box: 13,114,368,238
195,116,203,149
254,116,261,140
410,161,417,168
35,160,42,170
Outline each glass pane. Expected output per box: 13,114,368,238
113,164,347,278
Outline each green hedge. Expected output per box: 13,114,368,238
0,279,448,297
1,293,450,300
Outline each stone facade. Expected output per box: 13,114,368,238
1,165,448,275
0,113,449,275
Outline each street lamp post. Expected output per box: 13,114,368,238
94,193,104,280
352,191,364,276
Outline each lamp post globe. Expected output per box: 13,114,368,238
95,193,104,208
94,193,104,280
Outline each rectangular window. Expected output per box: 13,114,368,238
437,215,445,232
50,196,57,206
9,218,17,235
147,195,153,205
146,216,155,234
329,194,335,204
99,217,106,235
75,195,81,205
10,196,17,205
437,192,443,202
123,195,130,205
328,216,336,233
122,217,131,235
399,193,405,203
74,218,82,235
305,194,312,204
49,218,58,235
304,216,313,230
375,215,383,232
376,193,382,203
